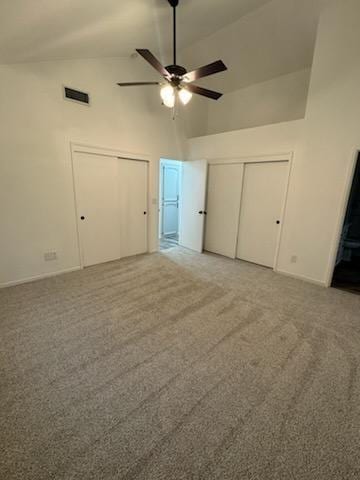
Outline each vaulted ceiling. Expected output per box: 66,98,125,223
181,0,330,93
0,0,273,64
0,0,330,93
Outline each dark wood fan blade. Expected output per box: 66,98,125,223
117,82,160,86
136,49,170,79
186,84,223,100
183,60,227,83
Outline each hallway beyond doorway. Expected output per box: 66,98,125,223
159,159,182,251
159,233,179,250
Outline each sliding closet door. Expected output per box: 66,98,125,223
75,152,121,267
236,161,288,268
118,159,148,258
205,163,244,258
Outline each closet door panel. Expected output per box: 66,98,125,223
236,161,288,267
205,163,244,258
119,159,148,258
75,152,121,267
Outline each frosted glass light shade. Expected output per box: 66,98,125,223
179,88,193,105
160,84,175,108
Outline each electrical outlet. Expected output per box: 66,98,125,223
44,251,57,262
290,255,298,264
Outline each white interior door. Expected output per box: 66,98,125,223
205,163,244,258
75,152,121,267
179,159,208,253
162,163,180,236
236,161,288,268
118,159,148,258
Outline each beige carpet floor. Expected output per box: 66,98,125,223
1,247,360,479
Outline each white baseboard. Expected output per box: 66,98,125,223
0,266,82,289
275,268,327,287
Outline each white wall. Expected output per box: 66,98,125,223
182,96,209,139
189,0,360,286
206,69,310,136
189,120,304,160
276,0,360,284
0,57,186,286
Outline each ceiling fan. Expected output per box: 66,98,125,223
117,0,227,108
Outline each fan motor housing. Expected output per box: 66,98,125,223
166,64,187,87
166,64,187,77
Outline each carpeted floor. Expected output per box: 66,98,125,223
1,247,360,479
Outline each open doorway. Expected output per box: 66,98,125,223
332,153,360,294
159,159,182,251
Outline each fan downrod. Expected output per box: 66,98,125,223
117,0,227,102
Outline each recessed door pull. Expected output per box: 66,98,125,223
80,216,85,220
276,220,280,224
144,211,147,215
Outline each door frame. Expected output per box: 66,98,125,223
206,152,293,271
70,142,150,269
325,147,360,287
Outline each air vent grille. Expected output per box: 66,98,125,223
64,87,89,105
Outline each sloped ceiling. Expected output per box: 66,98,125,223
0,0,331,94
181,0,331,93
0,0,272,64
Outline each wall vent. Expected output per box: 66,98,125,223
64,87,90,105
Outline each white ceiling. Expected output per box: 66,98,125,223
181,0,330,93
0,0,273,64
0,0,331,95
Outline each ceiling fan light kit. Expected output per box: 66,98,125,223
178,87,192,105
160,84,175,108
117,0,228,111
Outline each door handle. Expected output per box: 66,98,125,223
80,216,85,220
198,210,203,215
276,220,280,224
